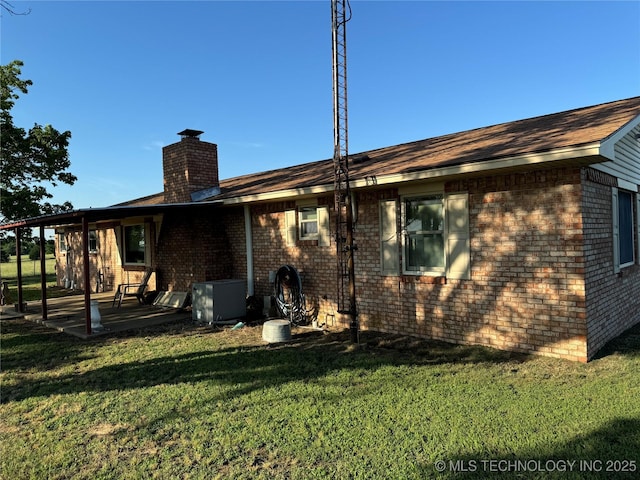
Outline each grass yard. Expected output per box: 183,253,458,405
0,255,66,302
1,319,639,479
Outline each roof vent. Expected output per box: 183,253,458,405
178,129,204,140
350,154,370,164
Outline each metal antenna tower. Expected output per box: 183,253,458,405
331,0,358,342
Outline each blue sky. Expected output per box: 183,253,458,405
2,0,639,210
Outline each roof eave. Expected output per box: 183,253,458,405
0,200,224,231
599,112,640,159
217,143,604,205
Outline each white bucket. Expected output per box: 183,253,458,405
90,300,103,331
262,319,291,343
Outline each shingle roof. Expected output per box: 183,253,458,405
126,96,640,206
214,96,640,199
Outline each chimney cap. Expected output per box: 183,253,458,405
178,129,204,139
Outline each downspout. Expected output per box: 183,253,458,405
244,205,254,296
82,216,92,335
39,226,48,321
15,228,24,312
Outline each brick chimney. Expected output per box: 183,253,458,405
162,129,220,203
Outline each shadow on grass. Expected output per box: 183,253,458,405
592,322,640,360
2,319,528,403
0,317,196,375
418,417,640,479
0,320,95,372
3,318,639,405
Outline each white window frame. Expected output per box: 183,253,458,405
285,203,330,247
88,230,98,253
57,232,67,255
392,189,470,279
401,193,446,276
298,206,319,240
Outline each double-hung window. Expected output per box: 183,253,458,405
299,207,319,240
124,224,146,264
381,191,470,279
403,194,445,274
89,230,98,253
57,232,67,254
285,204,330,247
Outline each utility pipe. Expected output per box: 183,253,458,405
244,205,254,296
82,216,92,335
39,226,48,321
15,228,24,312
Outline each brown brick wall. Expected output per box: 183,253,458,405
162,137,219,204
246,168,592,361
582,169,640,358
55,225,148,293
53,165,638,362
155,207,240,291
249,198,338,321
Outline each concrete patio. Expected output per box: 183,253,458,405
0,291,192,339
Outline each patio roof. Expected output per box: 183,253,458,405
0,200,223,231
0,201,223,335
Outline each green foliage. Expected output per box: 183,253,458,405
0,60,76,225
1,321,639,479
28,243,40,260
45,239,55,255
0,248,9,262
1,236,16,258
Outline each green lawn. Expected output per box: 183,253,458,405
1,319,638,479
0,255,63,302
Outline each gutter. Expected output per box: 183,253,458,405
217,143,604,205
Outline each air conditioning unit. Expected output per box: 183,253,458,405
192,279,246,323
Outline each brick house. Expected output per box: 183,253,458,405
11,97,640,361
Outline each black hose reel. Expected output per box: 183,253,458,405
273,265,307,326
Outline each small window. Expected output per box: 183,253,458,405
89,230,98,252
299,207,319,239
124,225,145,264
403,194,445,273
58,233,67,253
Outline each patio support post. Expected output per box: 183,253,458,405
15,227,24,312
82,216,92,335
39,225,48,321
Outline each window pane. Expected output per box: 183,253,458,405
58,233,66,252
300,208,317,222
301,221,318,236
406,196,443,232
404,195,444,272
299,207,318,238
406,233,445,270
619,191,634,264
89,231,98,251
124,225,145,264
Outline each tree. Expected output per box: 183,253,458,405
28,242,40,261
0,1,31,16
1,60,77,225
